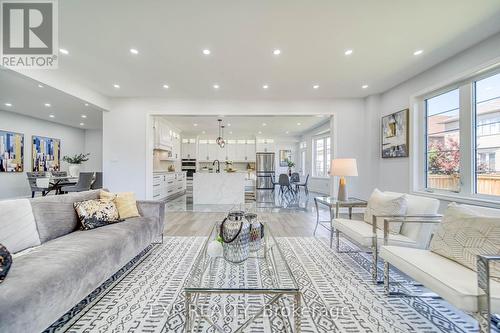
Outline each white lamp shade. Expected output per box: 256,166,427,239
331,158,358,177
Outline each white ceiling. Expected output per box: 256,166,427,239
52,0,500,99
163,115,330,138
0,69,103,129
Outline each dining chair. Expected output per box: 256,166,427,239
290,172,300,183
26,172,48,198
270,174,280,192
295,174,310,195
278,173,294,195
60,172,95,193
91,172,103,189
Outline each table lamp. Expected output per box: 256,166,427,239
331,158,358,201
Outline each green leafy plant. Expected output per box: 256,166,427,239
286,159,295,168
63,153,90,164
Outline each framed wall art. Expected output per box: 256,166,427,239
381,109,409,158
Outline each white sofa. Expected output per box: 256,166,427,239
332,191,440,282
380,204,500,332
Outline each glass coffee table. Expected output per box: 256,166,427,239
184,222,301,332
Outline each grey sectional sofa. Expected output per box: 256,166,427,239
0,190,165,333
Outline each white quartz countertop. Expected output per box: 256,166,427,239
153,170,186,174
193,172,245,205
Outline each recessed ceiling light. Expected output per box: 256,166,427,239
193,123,198,127
313,84,320,89
229,131,233,134
129,48,139,55
362,84,369,89
44,103,51,107
162,84,169,89
227,123,231,127
262,123,267,126
202,49,211,55
4,103,12,107
79,122,85,126
81,115,87,118
273,49,281,55
258,131,262,134
84,103,89,106
262,84,269,89
413,49,423,56
49,114,55,118
113,84,120,89
285,131,289,134
59,48,69,55
297,122,301,126
202,130,206,134
213,84,220,89
38,84,43,88
344,49,353,56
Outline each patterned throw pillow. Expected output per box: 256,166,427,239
430,203,500,282
74,199,121,230
363,189,408,235
100,190,140,219
0,243,12,283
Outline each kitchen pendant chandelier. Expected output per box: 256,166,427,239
216,119,225,148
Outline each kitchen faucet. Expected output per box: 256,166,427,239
213,160,220,173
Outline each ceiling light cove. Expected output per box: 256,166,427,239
313,84,320,89
272,49,281,56
4,103,12,107
59,48,69,55
213,84,220,89
129,48,139,55
162,84,169,89
344,49,353,56
413,49,424,56
202,49,211,55
44,103,51,107
361,84,369,89
113,84,120,89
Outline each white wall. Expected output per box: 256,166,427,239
0,110,86,199
83,129,103,172
103,98,369,199
369,32,500,197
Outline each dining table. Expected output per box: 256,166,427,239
45,176,78,195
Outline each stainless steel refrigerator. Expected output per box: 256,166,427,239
256,152,275,189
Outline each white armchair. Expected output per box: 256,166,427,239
380,204,500,332
332,191,440,282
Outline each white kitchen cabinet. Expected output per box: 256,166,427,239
152,172,186,200
154,118,181,160
256,139,275,153
245,142,256,162
181,139,197,159
198,142,210,161
208,143,222,161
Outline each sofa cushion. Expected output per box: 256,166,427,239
430,203,500,282
0,216,156,333
30,190,101,243
363,189,408,234
0,199,41,253
333,218,417,248
397,194,439,242
100,190,140,219
74,199,121,230
380,245,500,313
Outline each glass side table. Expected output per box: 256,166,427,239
313,196,368,247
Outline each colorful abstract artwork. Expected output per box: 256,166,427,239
0,130,24,172
32,136,61,172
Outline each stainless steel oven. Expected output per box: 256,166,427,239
181,159,196,179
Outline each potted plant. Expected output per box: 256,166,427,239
286,159,295,177
63,153,90,177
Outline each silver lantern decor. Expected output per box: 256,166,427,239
245,213,263,252
219,211,250,263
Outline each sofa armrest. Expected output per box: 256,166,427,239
477,255,500,330
136,200,165,237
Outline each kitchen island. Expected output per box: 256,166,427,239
193,172,246,205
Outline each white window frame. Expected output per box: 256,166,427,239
312,134,331,178
411,64,500,207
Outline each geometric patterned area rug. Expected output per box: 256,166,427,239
45,236,478,333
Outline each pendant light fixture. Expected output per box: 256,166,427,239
216,119,225,148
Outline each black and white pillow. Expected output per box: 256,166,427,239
74,199,122,230
0,243,12,283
